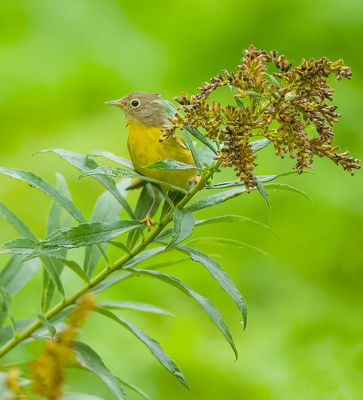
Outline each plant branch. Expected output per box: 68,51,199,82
0,165,217,359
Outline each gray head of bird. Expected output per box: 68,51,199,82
105,91,166,127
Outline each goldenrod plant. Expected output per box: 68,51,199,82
0,46,359,399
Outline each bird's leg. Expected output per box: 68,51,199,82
140,186,158,231
193,175,201,185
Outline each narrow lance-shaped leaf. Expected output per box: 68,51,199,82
0,167,84,222
145,159,197,171
0,257,38,295
256,180,270,208
264,72,281,88
0,237,65,297
88,150,134,169
148,98,218,155
167,208,195,249
129,268,238,359
0,200,36,240
79,166,187,194
52,258,90,283
37,149,134,218
187,187,248,212
95,307,189,389
176,246,247,328
99,301,174,317
72,341,125,400
0,289,11,329
43,172,70,311
182,129,202,168
92,272,132,294
62,394,105,400
250,138,271,152
127,183,157,249
0,318,36,347
117,378,152,400
265,183,312,202
123,247,166,269
185,126,218,155
0,238,38,255
206,171,299,189
195,214,273,233
187,237,267,256
25,220,142,260
84,181,129,277
36,313,56,337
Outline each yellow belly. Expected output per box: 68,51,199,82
127,121,196,190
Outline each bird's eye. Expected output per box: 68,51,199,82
130,99,140,108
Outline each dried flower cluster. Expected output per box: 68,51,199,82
31,294,95,399
162,45,360,187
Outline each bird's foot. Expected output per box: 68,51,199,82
193,175,201,185
140,214,155,231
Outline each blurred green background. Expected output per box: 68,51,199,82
1,0,362,399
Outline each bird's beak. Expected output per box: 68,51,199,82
105,98,125,107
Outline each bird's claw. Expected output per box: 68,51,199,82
140,214,155,230
194,175,201,184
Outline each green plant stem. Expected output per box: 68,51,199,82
0,166,216,359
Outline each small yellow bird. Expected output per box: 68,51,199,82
106,92,197,191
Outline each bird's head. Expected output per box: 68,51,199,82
105,92,166,127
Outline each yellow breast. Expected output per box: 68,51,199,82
127,120,196,190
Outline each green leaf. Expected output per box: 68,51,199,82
88,150,134,169
206,171,299,190
256,180,270,208
53,258,90,283
229,86,244,108
184,126,218,155
62,394,105,400
99,301,174,317
37,149,134,218
187,187,247,212
108,241,130,253
195,214,273,233
155,96,217,154
0,238,38,255
186,237,267,256
79,167,187,194
167,208,195,249
177,246,247,328
245,90,265,97
84,181,128,277
127,183,159,249
0,256,38,295
182,130,202,169
0,288,12,328
145,159,197,171
250,138,271,153
118,378,152,400
92,272,132,294
25,220,142,260
264,73,281,87
123,247,166,269
36,313,56,337
0,167,84,222
0,201,36,240
153,98,178,118
41,256,66,298
129,268,238,359
265,183,312,202
95,307,188,389
44,173,70,311
47,173,72,234
72,341,125,400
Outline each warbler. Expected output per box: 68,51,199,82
106,92,197,191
